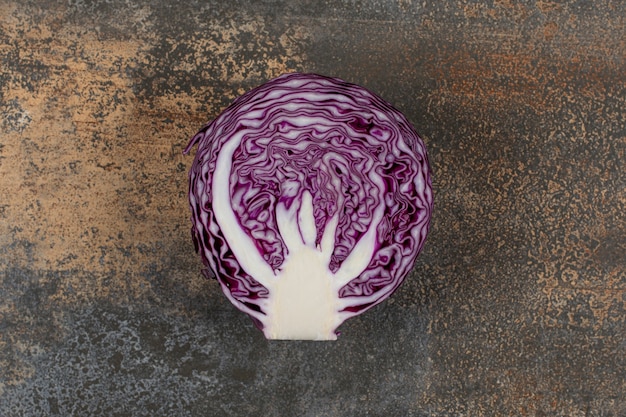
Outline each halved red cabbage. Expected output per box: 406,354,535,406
185,73,432,340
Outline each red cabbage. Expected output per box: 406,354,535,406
185,73,432,340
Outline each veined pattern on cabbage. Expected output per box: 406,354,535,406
185,73,432,340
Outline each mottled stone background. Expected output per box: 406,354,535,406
1,0,624,415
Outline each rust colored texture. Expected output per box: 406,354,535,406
1,0,624,415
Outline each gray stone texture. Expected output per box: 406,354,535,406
1,0,624,415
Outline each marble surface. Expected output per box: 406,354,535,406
1,0,624,415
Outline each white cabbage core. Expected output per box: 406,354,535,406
212,130,385,340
